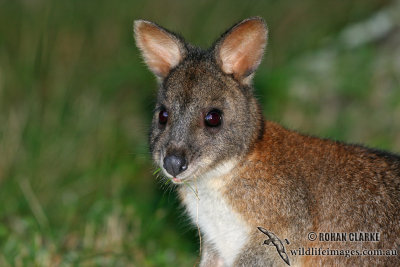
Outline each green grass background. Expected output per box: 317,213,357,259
0,0,399,266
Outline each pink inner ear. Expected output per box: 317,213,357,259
135,22,182,78
219,19,267,80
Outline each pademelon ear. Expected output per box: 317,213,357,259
134,20,186,79
214,17,268,84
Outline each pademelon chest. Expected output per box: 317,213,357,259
180,170,251,266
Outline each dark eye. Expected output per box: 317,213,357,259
205,109,222,127
159,109,168,125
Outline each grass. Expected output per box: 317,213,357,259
0,0,399,266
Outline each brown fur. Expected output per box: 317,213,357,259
229,121,400,265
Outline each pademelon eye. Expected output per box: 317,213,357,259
159,109,168,125
205,109,222,127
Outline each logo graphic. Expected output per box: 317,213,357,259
258,227,291,266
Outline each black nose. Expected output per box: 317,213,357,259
163,155,187,177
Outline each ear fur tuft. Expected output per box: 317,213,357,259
214,17,268,84
134,20,186,79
